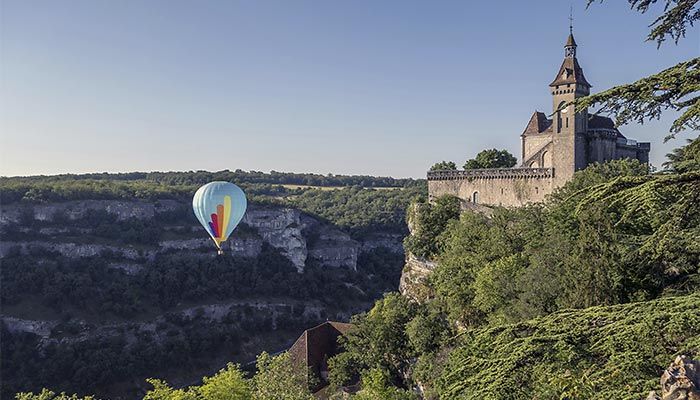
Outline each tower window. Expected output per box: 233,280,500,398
566,117,569,128
472,191,479,204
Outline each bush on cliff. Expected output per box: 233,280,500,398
403,195,461,259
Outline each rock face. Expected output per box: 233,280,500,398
0,199,180,225
0,200,404,272
398,253,437,302
648,355,700,400
307,225,359,270
243,207,308,271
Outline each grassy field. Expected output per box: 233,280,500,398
279,184,404,191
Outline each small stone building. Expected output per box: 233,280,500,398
289,321,354,394
428,31,650,207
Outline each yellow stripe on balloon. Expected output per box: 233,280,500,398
221,195,232,241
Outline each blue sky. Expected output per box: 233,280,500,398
1,1,697,178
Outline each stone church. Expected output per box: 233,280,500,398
428,31,650,207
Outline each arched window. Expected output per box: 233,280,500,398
472,191,479,204
541,151,551,168
557,101,567,133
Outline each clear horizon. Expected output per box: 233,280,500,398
1,1,697,178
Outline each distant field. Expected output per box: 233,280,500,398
280,184,403,191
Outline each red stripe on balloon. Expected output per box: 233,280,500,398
217,204,224,236
210,213,219,237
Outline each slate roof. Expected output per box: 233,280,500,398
549,56,591,87
522,111,553,136
588,114,626,138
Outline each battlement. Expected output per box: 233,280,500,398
427,168,554,181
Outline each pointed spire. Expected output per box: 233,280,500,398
549,9,590,88
564,6,577,58
569,5,574,35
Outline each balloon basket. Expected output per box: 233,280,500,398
217,249,224,256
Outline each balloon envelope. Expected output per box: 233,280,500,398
192,182,247,250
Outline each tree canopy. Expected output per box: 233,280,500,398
429,161,457,171
463,149,517,170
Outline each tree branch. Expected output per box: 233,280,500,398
574,58,700,140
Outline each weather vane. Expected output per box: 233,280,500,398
569,5,574,34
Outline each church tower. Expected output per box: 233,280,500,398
549,29,591,187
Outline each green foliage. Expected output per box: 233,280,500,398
287,185,425,237
15,389,94,400
350,369,417,400
664,136,700,172
587,0,700,46
436,293,700,399
143,379,196,400
141,357,306,400
403,195,461,259
463,149,517,170
429,159,699,327
580,1,700,137
575,57,700,137
471,254,528,325
198,363,251,400
331,294,418,388
429,161,457,171
405,305,450,354
251,352,313,400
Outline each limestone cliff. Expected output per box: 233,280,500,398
0,200,401,271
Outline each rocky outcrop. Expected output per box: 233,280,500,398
398,254,437,302
159,237,264,259
0,241,148,260
399,203,437,301
0,200,180,225
648,355,700,400
1,200,401,272
308,225,359,270
2,317,58,338
0,299,360,345
243,208,308,271
360,233,404,254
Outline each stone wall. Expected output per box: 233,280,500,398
428,168,555,207
522,134,553,165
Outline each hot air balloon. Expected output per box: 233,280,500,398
192,181,247,255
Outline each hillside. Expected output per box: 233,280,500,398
324,155,700,399
0,171,425,399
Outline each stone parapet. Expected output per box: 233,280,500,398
427,168,554,181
